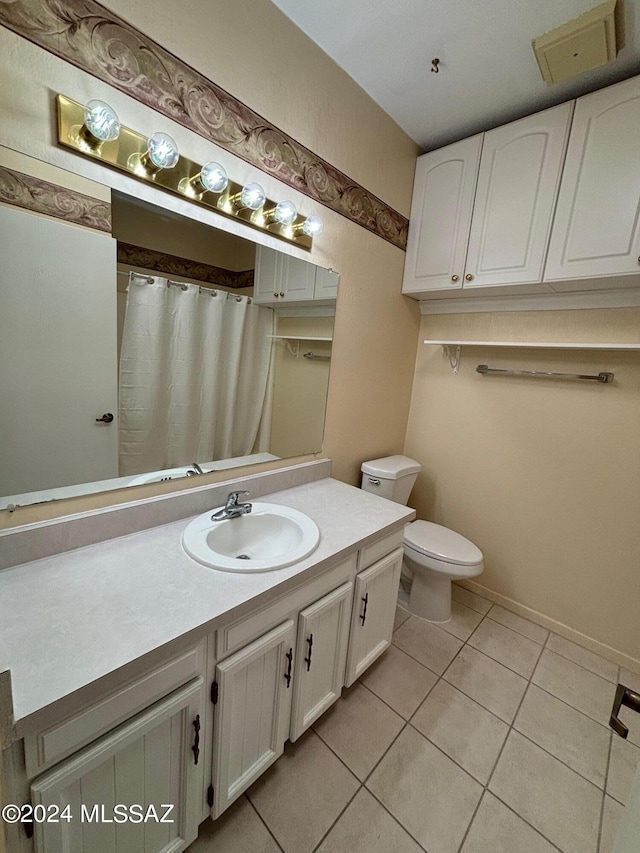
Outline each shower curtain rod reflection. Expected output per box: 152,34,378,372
118,271,250,301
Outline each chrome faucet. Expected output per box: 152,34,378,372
211,491,252,521
186,463,205,476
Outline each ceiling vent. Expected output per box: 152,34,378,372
532,0,619,85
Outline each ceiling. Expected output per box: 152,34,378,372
270,0,640,151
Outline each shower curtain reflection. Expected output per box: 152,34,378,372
118,274,274,476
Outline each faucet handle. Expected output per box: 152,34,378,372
227,490,250,506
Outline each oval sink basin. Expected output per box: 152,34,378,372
182,503,320,572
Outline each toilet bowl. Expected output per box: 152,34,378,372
360,455,484,622
403,520,483,622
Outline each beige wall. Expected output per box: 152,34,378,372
0,0,420,527
405,309,640,666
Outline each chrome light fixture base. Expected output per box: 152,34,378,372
57,95,313,249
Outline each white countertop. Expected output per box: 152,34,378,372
0,478,413,734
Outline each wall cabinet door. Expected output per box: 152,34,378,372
402,135,482,294
345,548,403,686
545,76,640,282
290,582,353,741
313,267,340,300
211,620,295,818
253,246,282,304
30,679,204,853
464,102,573,288
254,248,316,304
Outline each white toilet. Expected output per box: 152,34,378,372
360,455,484,622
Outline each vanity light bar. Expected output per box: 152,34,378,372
56,95,317,249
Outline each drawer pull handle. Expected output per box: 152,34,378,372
192,714,201,765
360,593,369,626
285,648,293,687
305,634,314,671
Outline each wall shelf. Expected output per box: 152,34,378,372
268,335,333,342
424,339,640,375
423,339,640,350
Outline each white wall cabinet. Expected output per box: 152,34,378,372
290,582,353,741
545,75,640,283
345,548,403,686
403,103,572,297
402,135,482,293
254,247,337,304
30,679,204,853
464,103,573,288
210,620,295,818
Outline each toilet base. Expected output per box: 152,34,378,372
408,570,452,622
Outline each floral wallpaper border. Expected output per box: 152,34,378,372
117,243,254,289
0,0,409,250
0,166,111,232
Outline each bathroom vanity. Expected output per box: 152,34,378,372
0,461,414,852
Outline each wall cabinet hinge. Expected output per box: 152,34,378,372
207,785,214,808
211,681,219,704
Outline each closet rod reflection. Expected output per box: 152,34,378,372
476,365,614,383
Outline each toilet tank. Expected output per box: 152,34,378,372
360,455,421,505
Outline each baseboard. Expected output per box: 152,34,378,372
456,580,640,676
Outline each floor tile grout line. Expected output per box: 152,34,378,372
530,680,616,731
513,724,609,792
362,786,432,853
457,591,622,681
597,729,614,853
477,612,549,646
310,716,436,853
542,644,620,684
244,794,288,853
358,673,437,722
487,791,567,853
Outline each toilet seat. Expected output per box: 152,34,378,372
404,521,483,567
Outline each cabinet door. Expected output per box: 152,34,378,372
283,256,316,301
464,102,573,288
253,246,282,304
30,679,204,853
345,548,403,686
211,620,295,818
290,582,353,741
313,267,339,300
546,76,640,281
402,136,482,294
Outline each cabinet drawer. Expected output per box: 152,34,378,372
358,528,405,571
24,641,206,778
216,553,357,659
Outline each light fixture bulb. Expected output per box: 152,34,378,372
301,215,323,237
240,182,266,210
200,161,229,193
274,200,298,226
146,132,180,170
83,100,120,142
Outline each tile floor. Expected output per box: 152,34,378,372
187,586,638,853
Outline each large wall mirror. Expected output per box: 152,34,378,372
0,183,338,510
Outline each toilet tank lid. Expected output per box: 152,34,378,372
361,455,421,479
404,520,483,565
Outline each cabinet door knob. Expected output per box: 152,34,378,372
273,292,279,298
279,292,285,297
451,274,459,282
465,273,474,281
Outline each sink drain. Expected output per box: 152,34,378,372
236,554,251,560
